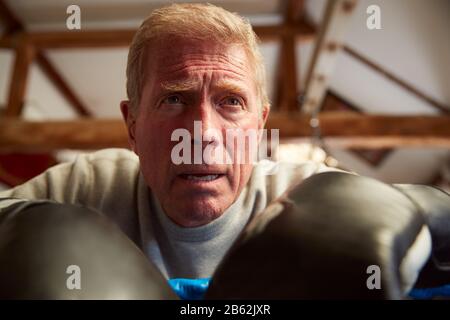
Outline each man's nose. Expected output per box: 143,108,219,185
187,100,221,146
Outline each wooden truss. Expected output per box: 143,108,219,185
0,0,448,151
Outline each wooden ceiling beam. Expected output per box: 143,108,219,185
0,119,128,152
0,0,91,117
0,0,22,35
4,38,35,117
268,112,450,148
0,113,448,152
256,21,316,41
277,35,299,112
275,0,305,112
0,23,316,50
286,0,306,23
302,0,358,115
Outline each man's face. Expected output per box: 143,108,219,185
121,37,268,227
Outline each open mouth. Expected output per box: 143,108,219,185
179,173,224,181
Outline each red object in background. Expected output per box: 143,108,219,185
0,153,58,187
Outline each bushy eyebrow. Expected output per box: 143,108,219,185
161,78,201,91
160,78,248,96
214,79,247,95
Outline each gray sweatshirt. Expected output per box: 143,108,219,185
0,148,331,279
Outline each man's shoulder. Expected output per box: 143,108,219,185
71,148,141,185
0,149,141,209
250,160,342,201
66,148,140,174
81,148,139,164
253,159,339,179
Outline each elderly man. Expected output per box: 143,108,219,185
0,3,448,300
0,3,328,297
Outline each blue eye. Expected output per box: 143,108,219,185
227,97,241,105
221,96,243,108
163,94,183,105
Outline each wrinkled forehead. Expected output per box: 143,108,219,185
143,36,254,81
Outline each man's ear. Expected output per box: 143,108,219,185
120,100,138,153
259,104,270,130
258,104,270,143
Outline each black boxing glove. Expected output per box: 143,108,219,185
0,200,178,299
206,172,437,299
393,184,450,298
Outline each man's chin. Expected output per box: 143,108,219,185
172,200,228,227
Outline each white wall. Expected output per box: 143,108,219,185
304,0,450,112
